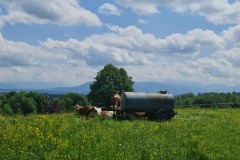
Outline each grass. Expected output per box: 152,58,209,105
0,108,239,160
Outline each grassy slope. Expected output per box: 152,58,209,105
0,108,239,160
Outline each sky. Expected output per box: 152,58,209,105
0,0,240,87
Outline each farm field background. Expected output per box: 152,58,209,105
0,108,239,160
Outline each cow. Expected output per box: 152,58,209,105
76,105,114,118
94,107,114,117
112,93,121,110
75,105,91,116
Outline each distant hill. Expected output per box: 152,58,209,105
133,82,206,95
0,81,239,96
48,82,92,95
0,81,66,90
0,82,18,89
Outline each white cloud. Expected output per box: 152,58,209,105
223,24,240,46
138,19,148,24
0,33,98,84
116,0,240,24
0,33,39,67
0,0,102,27
160,29,226,57
0,23,239,85
1,25,225,67
187,56,240,85
51,25,224,65
213,48,240,67
98,3,122,16
116,0,160,15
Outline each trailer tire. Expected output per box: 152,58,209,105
157,110,171,121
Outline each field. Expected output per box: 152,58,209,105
0,108,240,160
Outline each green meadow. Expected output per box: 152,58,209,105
0,108,239,160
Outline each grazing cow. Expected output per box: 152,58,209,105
112,93,121,110
76,105,113,118
87,106,114,118
75,105,91,116
99,110,114,117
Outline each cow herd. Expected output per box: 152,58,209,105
75,93,149,119
75,93,120,118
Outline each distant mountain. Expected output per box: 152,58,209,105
133,82,240,95
201,84,240,93
48,82,92,95
0,81,239,96
0,81,66,89
133,82,206,95
0,82,18,89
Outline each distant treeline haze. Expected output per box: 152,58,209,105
175,92,240,108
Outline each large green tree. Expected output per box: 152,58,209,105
87,64,134,107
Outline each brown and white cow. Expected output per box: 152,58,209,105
76,105,114,118
112,93,121,110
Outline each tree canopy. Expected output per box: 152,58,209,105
175,92,240,108
0,91,88,115
55,92,88,112
87,64,134,107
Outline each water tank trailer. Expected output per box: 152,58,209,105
120,91,177,121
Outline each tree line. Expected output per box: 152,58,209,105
0,64,134,116
1,64,239,116
175,92,240,108
1,91,240,116
0,91,89,116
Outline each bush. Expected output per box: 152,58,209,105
55,93,88,112
2,104,13,115
175,92,240,108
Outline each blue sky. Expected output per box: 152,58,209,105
0,0,240,87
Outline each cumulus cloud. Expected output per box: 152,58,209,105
213,48,240,67
160,29,226,57
38,25,237,85
0,32,98,84
36,25,225,67
116,0,240,24
0,24,239,85
0,0,102,27
98,3,122,16
0,33,37,66
116,0,160,15
222,24,240,46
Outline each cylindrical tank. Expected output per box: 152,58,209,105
120,92,174,112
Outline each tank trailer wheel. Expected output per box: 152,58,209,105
157,110,171,121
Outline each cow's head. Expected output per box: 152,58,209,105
76,105,90,116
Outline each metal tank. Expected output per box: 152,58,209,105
120,91,174,112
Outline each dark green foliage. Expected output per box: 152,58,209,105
44,99,63,114
175,92,240,108
2,104,13,115
55,92,88,112
20,97,36,115
87,64,134,107
0,91,39,115
0,91,88,115
26,92,48,114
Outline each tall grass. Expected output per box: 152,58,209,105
0,108,239,159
